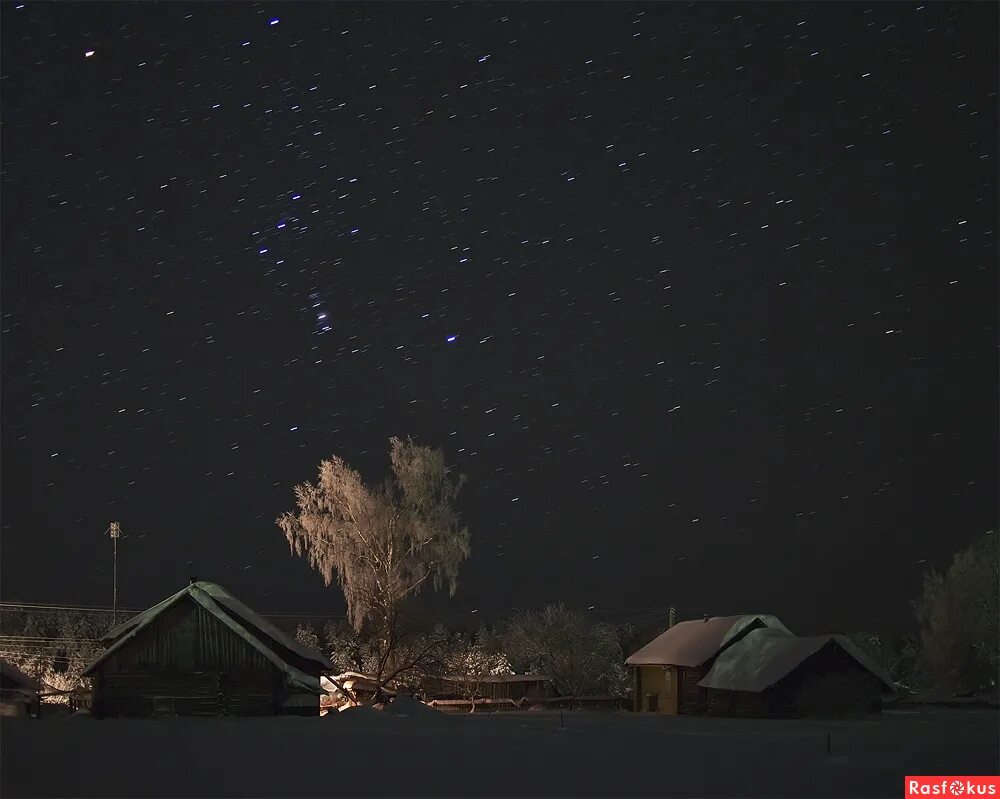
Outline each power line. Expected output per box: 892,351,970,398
0,602,140,613
0,635,103,642
1,601,719,627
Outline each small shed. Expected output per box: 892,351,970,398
0,659,40,718
697,627,896,717
82,580,334,718
626,614,789,714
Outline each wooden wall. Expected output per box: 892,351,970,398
102,601,271,674
704,688,770,718
632,665,710,715
634,666,679,714
768,642,884,717
91,597,307,718
677,666,708,714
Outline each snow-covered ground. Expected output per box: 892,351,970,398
2,708,997,797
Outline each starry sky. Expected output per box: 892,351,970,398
2,2,997,635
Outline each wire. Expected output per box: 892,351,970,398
0,602,343,620
0,602,141,613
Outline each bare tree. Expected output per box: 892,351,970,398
277,436,470,694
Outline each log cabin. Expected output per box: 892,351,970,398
82,580,334,718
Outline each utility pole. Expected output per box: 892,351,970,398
106,521,125,625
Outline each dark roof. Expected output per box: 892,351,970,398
697,627,897,693
83,581,333,691
0,659,39,692
626,615,790,667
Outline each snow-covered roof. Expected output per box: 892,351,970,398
83,581,333,693
696,627,896,693
194,582,333,670
626,615,790,667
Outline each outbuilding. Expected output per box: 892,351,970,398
697,626,896,717
83,580,333,717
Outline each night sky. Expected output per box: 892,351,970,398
2,2,997,635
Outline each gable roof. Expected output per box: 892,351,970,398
82,581,333,692
696,626,896,693
626,614,790,667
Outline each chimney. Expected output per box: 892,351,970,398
668,606,676,629
189,576,198,586
703,613,709,623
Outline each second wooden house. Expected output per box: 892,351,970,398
626,614,789,715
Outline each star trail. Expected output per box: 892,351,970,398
1,2,996,633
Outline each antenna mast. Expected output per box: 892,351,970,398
106,521,125,624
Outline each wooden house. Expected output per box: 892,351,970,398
697,627,896,717
82,580,334,718
626,614,789,714
0,659,40,718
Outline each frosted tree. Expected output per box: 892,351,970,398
442,630,514,711
915,530,999,694
501,604,626,699
323,620,381,675
294,622,320,652
0,611,111,703
277,436,470,693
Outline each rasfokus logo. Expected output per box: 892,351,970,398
906,777,1000,797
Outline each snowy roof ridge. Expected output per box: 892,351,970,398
625,614,790,667
82,581,331,692
194,581,334,670
100,581,332,671
696,627,897,693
